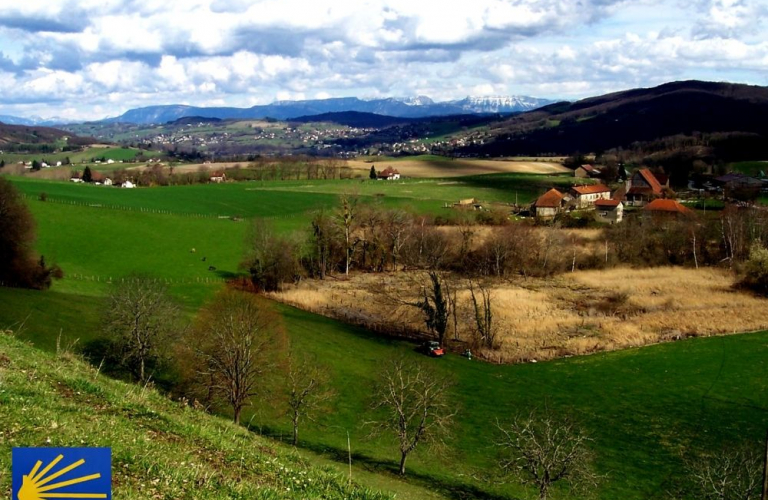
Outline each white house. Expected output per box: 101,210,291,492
103,178,113,186
121,181,136,189
378,167,401,180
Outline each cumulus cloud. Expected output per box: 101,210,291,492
0,0,765,118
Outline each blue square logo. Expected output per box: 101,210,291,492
12,447,111,500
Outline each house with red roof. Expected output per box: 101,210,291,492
377,167,401,180
626,168,664,206
532,188,566,218
569,184,611,208
210,171,227,183
643,198,692,216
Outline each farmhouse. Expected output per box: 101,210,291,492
643,198,692,216
574,164,601,178
121,181,136,189
626,168,664,206
210,171,227,183
594,199,623,224
377,167,400,180
532,188,565,218
569,184,611,208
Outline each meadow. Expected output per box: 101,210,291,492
3,174,768,499
0,146,159,166
273,266,768,362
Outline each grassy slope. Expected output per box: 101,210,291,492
0,331,397,500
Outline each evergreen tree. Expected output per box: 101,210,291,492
82,166,93,183
31,160,41,171
369,165,377,180
0,159,5,169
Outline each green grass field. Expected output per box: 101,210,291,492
728,160,768,177
0,146,159,166
2,174,768,499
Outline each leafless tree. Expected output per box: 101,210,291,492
469,280,499,349
685,444,762,500
496,410,598,500
191,290,285,425
368,357,455,476
103,275,181,383
384,209,410,271
336,192,360,276
285,352,334,446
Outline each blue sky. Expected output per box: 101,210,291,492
0,0,765,120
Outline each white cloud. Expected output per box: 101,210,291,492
0,0,765,118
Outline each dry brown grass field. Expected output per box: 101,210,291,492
345,158,569,177
271,266,768,364
172,158,569,178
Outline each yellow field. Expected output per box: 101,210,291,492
169,158,569,178
345,158,569,177
271,267,768,363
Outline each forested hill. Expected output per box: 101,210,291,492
0,122,94,150
457,80,768,158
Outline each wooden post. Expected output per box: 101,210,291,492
347,430,352,485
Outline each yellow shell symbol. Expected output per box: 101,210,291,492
18,454,107,500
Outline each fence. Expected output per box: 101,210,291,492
66,273,229,285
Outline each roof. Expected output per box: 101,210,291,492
379,167,400,176
535,188,564,208
571,184,611,195
633,168,663,195
644,199,692,214
594,199,621,208
579,164,598,172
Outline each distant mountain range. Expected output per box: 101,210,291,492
0,114,77,127
100,95,555,125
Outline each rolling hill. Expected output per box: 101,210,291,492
457,80,768,158
0,122,95,151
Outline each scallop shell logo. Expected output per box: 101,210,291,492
13,449,110,500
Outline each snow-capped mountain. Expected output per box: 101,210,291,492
104,94,555,124
395,96,435,106
0,114,79,126
451,96,555,113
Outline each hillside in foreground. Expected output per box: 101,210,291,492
0,331,390,500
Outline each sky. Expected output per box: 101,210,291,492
0,0,766,120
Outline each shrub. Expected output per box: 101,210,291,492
737,243,768,295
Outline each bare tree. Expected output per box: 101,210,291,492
368,357,455,476
336,192,360,276
285,352,334,446
469,280,500,350
103,275,181,383
384,209,410,271
191,290,285,424
685,444,762,500
496,410,598,500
